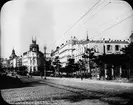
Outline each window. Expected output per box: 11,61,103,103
115,45,119,51
107,45,112,51
34,67,36,71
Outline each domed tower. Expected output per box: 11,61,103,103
86,31,89,41
29,37,39,52
9,48,17,59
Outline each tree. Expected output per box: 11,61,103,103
17,66,27,75
82,48,96,74
121,42,133,69
45,59,55,75
76,59,87,79
65,58,75,75
37,52,45,77
92,44,133,79
53,56,61,76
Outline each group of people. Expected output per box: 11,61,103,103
26,71,46,80
27,72,32,78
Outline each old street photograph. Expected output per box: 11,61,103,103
0,0,133,105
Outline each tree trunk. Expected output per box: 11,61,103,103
112,65,114,80
119,66,122,78
89,59,92,78
104,64,107,80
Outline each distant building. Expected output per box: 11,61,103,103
9,48,17,68
7,48,22,69
16,56,22,67
22,52,28,67
1,58,9,68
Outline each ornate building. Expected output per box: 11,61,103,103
28,38,39,72
8,48,22,68
9,48,17,67
22,38,44,73
9,48,17,60
51,36,129,67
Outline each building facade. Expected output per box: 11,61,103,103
51,36,129,67
51,36,78,67
9,48,17,68
22,38,44,73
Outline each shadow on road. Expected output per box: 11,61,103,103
0,75,40,90
1,76,133,105
0,75,24,89
40,80,133,105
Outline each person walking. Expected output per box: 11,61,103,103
40,67,44,80
79,59,84,80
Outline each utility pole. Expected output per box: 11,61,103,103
44,46,47,79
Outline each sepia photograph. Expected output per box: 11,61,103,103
0,0,133,105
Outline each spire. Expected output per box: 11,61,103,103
12,47,15,54
86,31,89,41
32,36,34,43
9,47,17,59
131,30,133,35
32,36,36,44
35,36,36,43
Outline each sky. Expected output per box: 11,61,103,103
1,0,133,58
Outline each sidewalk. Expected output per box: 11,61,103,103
0,75,24,89
47,77,133,87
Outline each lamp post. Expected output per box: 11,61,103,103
44,46,47,79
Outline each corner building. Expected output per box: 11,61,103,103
22,38,44,73
51,36,129,68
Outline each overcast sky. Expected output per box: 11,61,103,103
1,0,133,58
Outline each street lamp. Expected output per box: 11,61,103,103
44,46,47,79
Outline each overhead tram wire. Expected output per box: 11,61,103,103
48,0,102,48
84,0,111,24
98,9,133,30
91,14,133,39
88,9,133,38
90,13,133,39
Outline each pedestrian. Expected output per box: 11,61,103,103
29,72,32,77
40,71,44,80
27,72,30,78
81,74,83,80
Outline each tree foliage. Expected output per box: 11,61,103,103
93,42,133,70
53,56,61,74
63,58,76,74
121,42,133,69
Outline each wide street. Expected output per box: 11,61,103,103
1,76,133,105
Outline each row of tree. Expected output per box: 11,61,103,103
1,42,133,79
51,42,133,78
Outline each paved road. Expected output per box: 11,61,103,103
1,76,133,105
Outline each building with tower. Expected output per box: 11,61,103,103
9,48,17,60
22,37,44,73
8,48,22,69
51,33,129,68
9,48,17,67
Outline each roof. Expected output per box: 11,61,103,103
130,33,133,38
23,52,28,55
